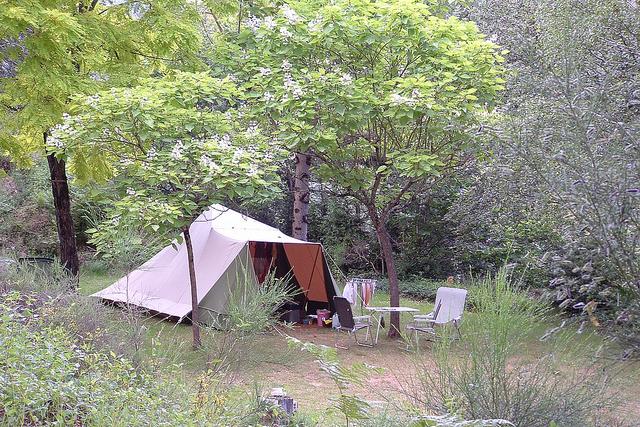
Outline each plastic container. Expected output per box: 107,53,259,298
316,309,331,327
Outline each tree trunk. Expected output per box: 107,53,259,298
47,147,80,282
376,222,401,338
183,226,202,348
292,152,311,241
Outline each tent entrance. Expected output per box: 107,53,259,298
248,241,337,318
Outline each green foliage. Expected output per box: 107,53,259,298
215,0,505,214
410,268,622,426
0,298,176,426
49,71,285,241
0,161,57,255
224,269,298,334
0,0,202,163
0,294,275,426
377,277,444,301
202,268,299,375
448,0,640,352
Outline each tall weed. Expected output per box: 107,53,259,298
406,268,624,426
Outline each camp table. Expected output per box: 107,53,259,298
364,306,420,344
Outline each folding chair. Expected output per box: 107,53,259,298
406,287,467,347
333,296,374,348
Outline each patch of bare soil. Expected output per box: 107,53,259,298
243,324,434,414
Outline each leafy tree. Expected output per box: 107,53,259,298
215,0,505,335
450,0,640,353
0,0,201,278
49,72,284,347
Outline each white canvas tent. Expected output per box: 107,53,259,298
92,205,340,322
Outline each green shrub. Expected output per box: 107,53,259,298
408,268,624,426
201,267,299,376
377,277,443,301
0,294,276,426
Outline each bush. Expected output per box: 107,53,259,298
406,268,624,426
0,256,163,370
201,267,299,376
377,277,443,301
0,293,280,426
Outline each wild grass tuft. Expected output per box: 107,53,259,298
406,267,625,426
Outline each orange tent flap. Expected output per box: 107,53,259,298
283,243,328,302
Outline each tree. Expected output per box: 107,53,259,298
449,0,640,353
49,72,283,347
292,152,311,240
0,0,201,279
215,0,505,336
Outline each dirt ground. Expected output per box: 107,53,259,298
255,324,432,413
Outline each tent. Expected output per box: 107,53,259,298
92,205,340,323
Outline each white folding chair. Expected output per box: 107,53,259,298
407,287,467,344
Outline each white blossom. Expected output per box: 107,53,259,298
245,123,260,137
281,60,293,72
171,141,184,160
126,188,136,196
232,148,245,163
263,92,275,102
390,92,418,107
262,16,277,30
280,4,300,25
340,73,353,86
292,86,304,99
283,74,304,99
244,15,262,32
259,67,272,76
308,18,322,32
200,154,220,171
147,147,157,159
247,166,259,177
48,134,65,149
279,27,293,39
219,134,232,149
89,72,109,82
86,94,100,108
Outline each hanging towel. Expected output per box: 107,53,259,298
342,280,358,305
361,280,376,306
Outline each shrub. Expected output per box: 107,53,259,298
377,277,443,301
406,268,624,426
0,294,276,426
0,257,159,369
201,267,299,376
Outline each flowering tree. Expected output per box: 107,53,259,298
49,72,283,347
215,0,505,336
0,0,201,279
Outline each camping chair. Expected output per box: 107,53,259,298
406,300,441,348
333,296,374,348
406,287,467,346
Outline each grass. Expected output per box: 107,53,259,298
78,271,640,423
